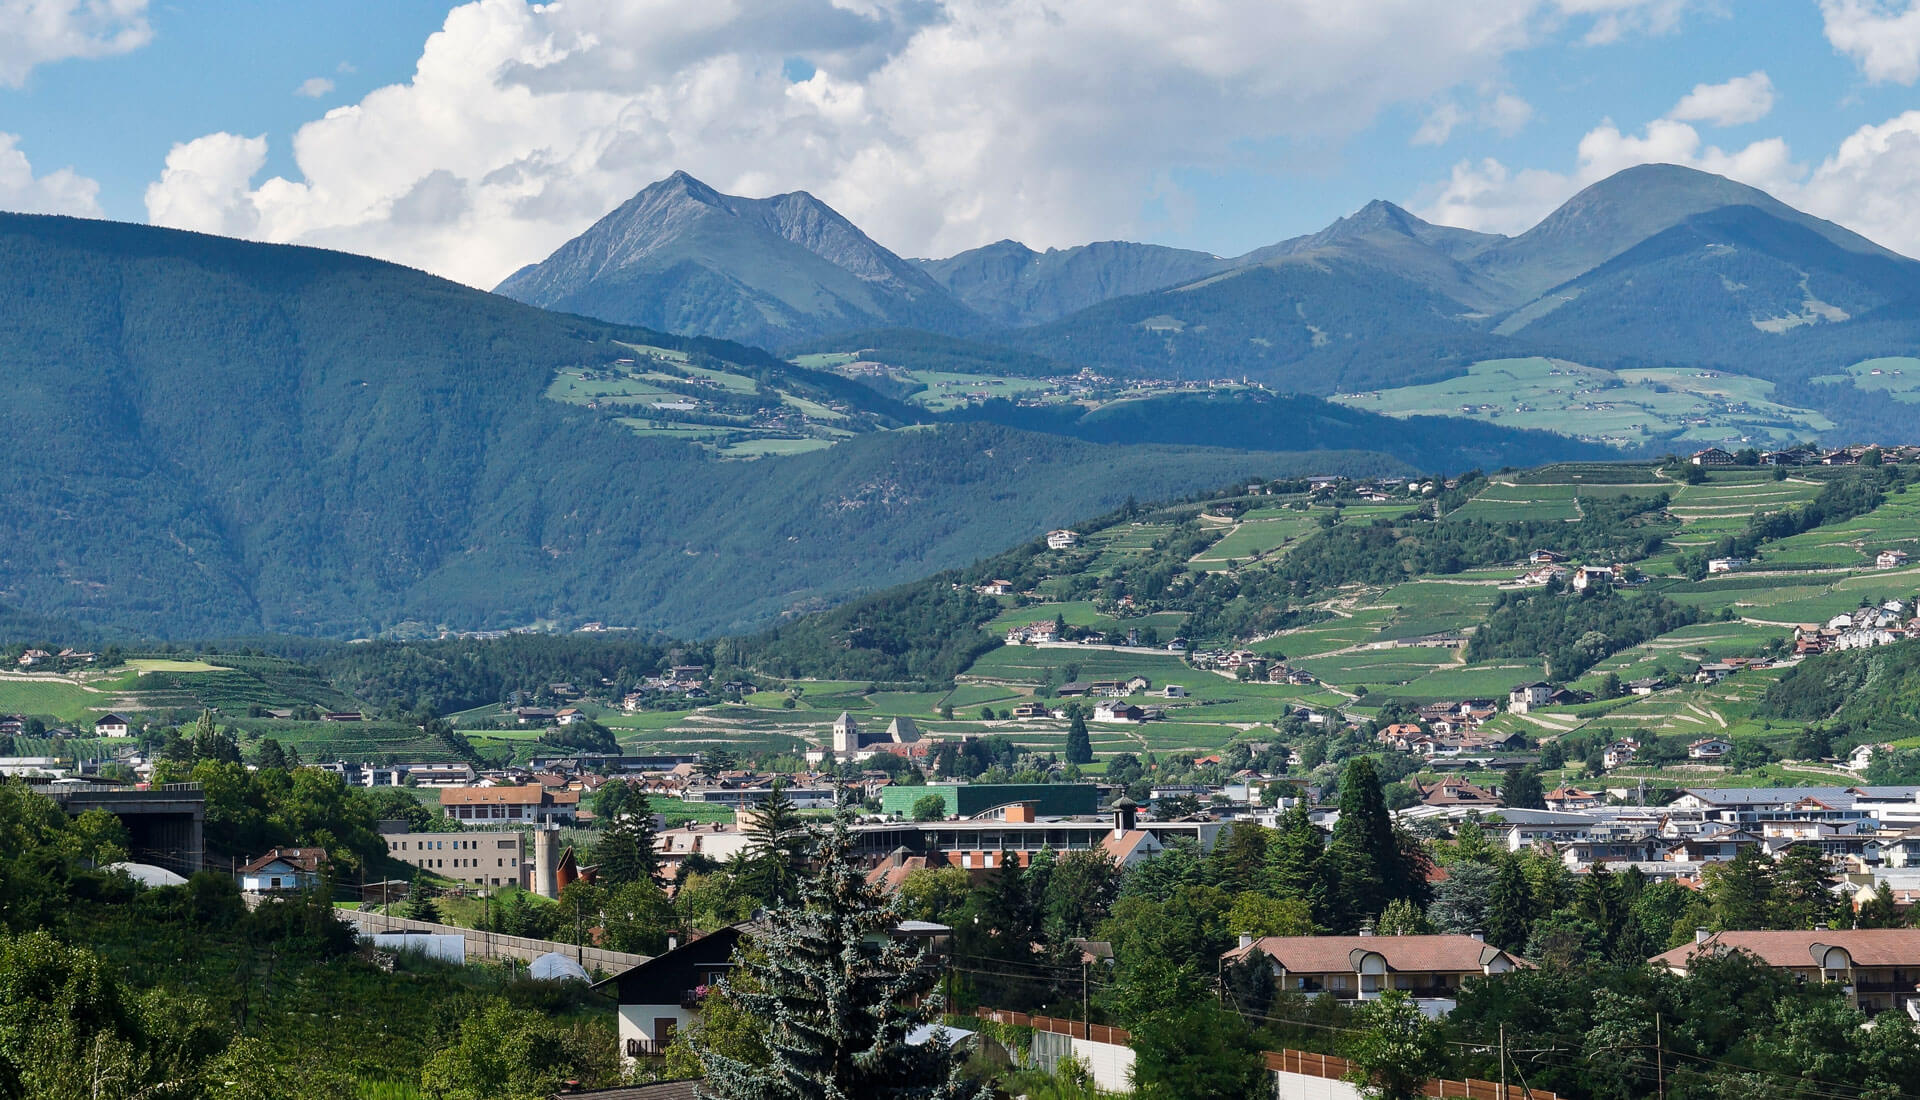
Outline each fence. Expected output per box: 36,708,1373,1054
336,907,649,977
977,1010,1560,1100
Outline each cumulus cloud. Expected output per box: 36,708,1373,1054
1795,110,1920,254
144,132,269,238
0,0,152,87
1669,70,1774,126
0,133,104,215
1822,0,1920,85
294,76,335,98
141,0,1698,288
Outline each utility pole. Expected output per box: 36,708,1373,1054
1655,1011,1665,1100
1499,1024,1508,1100
1082,958,1090,1040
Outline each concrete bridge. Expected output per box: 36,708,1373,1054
34,781,205,874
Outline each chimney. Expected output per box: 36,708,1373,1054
667,935,678,952
1358,921,1375,938
1469,929,1484,942
1814,923,1830,932
1112,796,1139,836
1694,927,1710,944
1239,933,1254,950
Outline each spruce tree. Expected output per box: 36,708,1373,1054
402,875,441,923
743,781,805,907
595,787,662,886
1065,709,1092,765
697,813,989,1100
1266,802,1325,907
1484,856,1530,952
1331,757,1410,923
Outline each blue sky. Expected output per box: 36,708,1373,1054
5,1,1920,287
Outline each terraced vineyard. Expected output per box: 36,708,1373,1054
12,459,1918,794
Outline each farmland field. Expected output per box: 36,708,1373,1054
1329,357,1830,448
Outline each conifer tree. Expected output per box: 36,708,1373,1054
697,812,989,1100
1484,856,1531,953
1266,802,1326,918
595,786,662,886
402,875,441,923
1065,709,1092,765
1331,757,1424,924
743,780,805,907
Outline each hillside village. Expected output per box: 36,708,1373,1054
12,453,1920,1098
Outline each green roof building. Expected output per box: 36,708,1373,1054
879,782,1101,820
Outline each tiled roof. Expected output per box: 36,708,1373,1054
440,784,547,805
552,1082,703,1100
1224,934,1525,973
1654,929,1920,969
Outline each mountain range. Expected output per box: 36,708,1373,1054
10,160,1913,640
2,211,1602,641
497,164,1920,437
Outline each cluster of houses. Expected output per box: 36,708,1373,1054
1689,443,1920,466
1512,551,1640,591
12,647,97,669
601,783,1920,1062
1376,720,1527,759
1791,604,1917,656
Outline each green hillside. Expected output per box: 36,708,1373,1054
0,213,1398,640
10,459,1916,785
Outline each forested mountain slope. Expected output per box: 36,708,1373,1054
0,213,1368,639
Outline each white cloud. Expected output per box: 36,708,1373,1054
1413,103,1468,146
1556,0,1691,44
0,0,151,87
1412,92,1532,146
1822,0,1920,85
144,132,269,238
0,133,103,215
294,76,335,98
142,0,1698,289
1668,70,1774,126
1485,92,1535,135
1795,110,1920,255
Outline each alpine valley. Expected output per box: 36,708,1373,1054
6,161,1920,641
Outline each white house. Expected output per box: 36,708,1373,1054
1878,550,1910,569
600,925,744,1062
1602,739,1640,770
1687,738,1733,760
1162,685,1189,698
1850,744,1888,773
1571,566,1614,592
1706,558,1747,575
93,713,133,738
1046,529,1081,550
239,847,327,892
1508,682,1553,714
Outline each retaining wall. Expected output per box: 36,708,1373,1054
337,907,649,976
